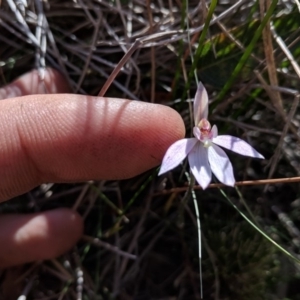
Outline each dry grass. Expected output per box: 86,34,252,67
1,0,300,299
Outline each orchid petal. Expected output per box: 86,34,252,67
194,82,208,125
208,144,235,187
212,135,264,159
211,124,218,138
188,142,212,189
158,138,198,175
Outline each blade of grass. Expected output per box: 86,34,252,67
91,185,124,216
123,171,155,213
219,188,300,264
216,0,279,102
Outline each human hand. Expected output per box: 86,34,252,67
0,68,184,268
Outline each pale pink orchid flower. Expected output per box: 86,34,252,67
158,83,264,189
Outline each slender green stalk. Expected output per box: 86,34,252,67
171,0,187,98
191,180,203,299
182,0,218,102
183,1,204,296
235,186,259,226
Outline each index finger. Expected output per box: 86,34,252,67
0,93,185,201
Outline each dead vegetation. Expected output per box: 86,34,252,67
1,0,300,299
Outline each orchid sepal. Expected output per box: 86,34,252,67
158,138,197,175
212,135,264,159
194,82,208,125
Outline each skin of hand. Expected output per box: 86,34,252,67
0,68,185,268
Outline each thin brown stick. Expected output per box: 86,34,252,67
82,235,137,260
154,176,300,196
98,40,141,97
259,0,283,110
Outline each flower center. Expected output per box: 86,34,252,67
197,119,213,147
